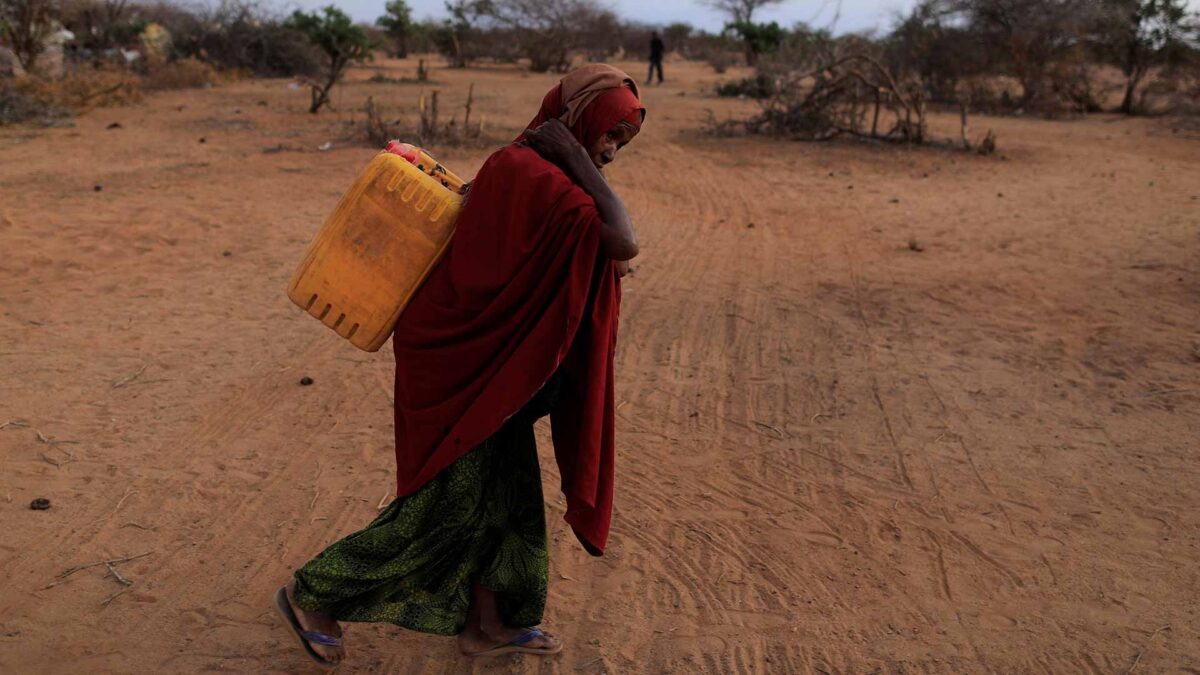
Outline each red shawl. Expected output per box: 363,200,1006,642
390,70,644,555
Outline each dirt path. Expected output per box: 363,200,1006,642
1,59,1198,673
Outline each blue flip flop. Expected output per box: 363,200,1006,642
273,586,344,670
466,627,563,657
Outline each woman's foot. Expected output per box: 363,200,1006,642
284,580,346,664
458,623,562,656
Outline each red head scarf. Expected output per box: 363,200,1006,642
389,66,641,556
516,64,645,148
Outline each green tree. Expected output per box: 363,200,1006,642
700,0,789,65
377,0,413,57
725,20,785,64
285,6,375,113
664,22,694,52
1095,0,1197,113
0,0,57,72
438,0,478,68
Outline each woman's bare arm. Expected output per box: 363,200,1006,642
524,121,639,261
559,151,638,261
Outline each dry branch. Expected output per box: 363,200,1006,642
100,588,130,606
36,430,79,446
1127,625,1171,673
112,364,148,389
364,87,486,149
713,49,928,144
105,563,132,586
112,488,136,515
44,551,154,589
377,491,394,510
55,551,153,579
39,451,66,468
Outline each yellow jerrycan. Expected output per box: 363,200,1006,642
287,146,468,351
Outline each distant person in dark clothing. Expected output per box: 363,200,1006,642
647,31,664,85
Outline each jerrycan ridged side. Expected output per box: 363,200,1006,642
287,150,466,351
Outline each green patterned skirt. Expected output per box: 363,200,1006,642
292,376,560,636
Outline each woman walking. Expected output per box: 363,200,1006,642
273,64,645,668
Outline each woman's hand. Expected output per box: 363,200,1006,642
525,119,639,262
524,119,588,171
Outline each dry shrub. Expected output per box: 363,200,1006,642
361,85,490,149
714,49,928,143
363,96,397,147
957,74,1023,113
1,68,140,125
976,128,997,154
1047,59,1107,114
149,0,321,78
715,74,773,98
5,68,140,116
699,46,740,74
687,31,742,73
0,82,69,124
473,0,622,73
1140,64,1200,116
142,57,221,90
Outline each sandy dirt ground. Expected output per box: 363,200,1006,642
1,58,1199,674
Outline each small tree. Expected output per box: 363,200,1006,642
703,0,786,24
377,0,412,57
58,0,143,52
286,6,375,114
885,0,984,103
664,21,694,52
153,0,321,78
438,0,478,68
0,0,57,72
725,20,785,65
1095,0,1198,113
474,0,619,72
954,0,1098,107
701,0,789,64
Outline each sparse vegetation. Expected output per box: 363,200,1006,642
434,0,482,68
142,57,219,91
715,74,774,98
377,0,413,58
362,83,486,148
1095,0,1198,113
148,0,321,78
710,45,932,144
0,0,58,72
285,6,376,114
472,0,621,73
0,0,1194,130
0,66,138,123
884,0,1200,115
0,79,65,123
702,0,790,65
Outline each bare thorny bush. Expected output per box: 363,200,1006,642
363,83,488,149
712,44,930,144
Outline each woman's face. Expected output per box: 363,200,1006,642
588,122,639,171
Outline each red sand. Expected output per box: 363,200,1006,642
1,59,1199,673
